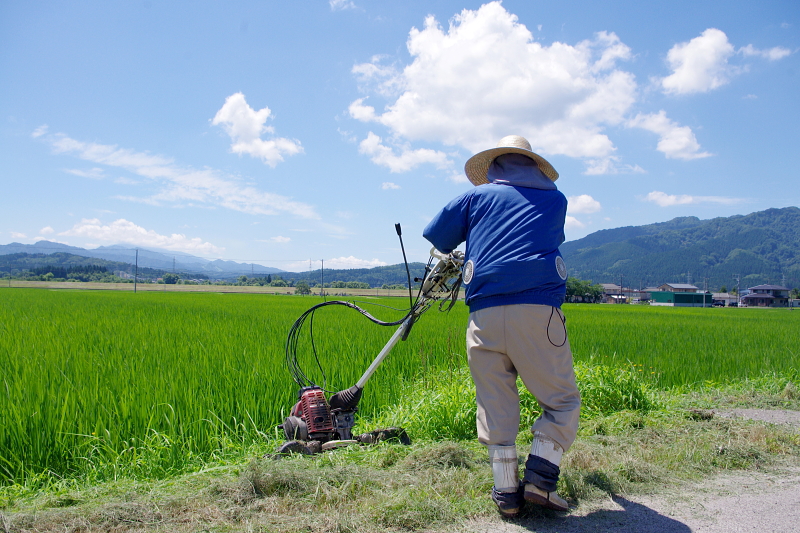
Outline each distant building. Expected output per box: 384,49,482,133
712,292,738,307
740,285,790,307
651,283,711,307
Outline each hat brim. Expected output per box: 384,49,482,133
464,146,559,186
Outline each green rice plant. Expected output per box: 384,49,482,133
0,289,466,485
564,304,800,387
2,288,798,488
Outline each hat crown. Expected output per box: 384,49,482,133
496,135,532,152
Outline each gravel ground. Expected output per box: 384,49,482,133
715,409,800,428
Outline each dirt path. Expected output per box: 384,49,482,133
457,468,800,533
456,407,800,533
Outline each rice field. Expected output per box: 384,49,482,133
0,288,798,486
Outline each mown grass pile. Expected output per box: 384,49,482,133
1,288,798,490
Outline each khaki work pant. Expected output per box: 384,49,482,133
466,304,580,451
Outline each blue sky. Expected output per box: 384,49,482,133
2,1,798,271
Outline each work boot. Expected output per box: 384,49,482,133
522,432,569,512
523,483,569,512
491,484,524,518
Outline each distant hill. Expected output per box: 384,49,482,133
560,207,800,289
0,252,169,280
0,241,284,277
278,262,428,288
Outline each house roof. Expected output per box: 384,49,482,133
660,283,699,289
747,284,789,290
742,293,780,300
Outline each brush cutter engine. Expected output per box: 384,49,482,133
280,386,356,443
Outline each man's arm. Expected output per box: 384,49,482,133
422,193,470,254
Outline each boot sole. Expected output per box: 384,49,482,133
524,490,568,512
496,506,520,518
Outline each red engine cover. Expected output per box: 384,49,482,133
299,388,334,435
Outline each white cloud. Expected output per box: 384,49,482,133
739,44,791,61
11,232,27,239
628,111,712,160
660,29,791,95
40,226,55,235
64,167,105,179
32,125,48,138
325,256,388,269
644,191,744,207
584,156,645,175
382,182,400,190
661,28,736,94
211,92,303,167
567,195,601,214
270,236,291,243
41,131,318,219
330,0,355,11
60,218,224,255
348,98,377,121
447,172,469,184
565,216,585,230
359,132,450,173
350,3,639,173
743,94,758,100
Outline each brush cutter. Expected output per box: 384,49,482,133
277,244,463,454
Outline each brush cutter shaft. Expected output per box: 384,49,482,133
355,316,413,389
355,249,462,390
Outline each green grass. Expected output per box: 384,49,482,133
1,288,798,488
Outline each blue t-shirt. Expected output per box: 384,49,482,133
423,181,568,311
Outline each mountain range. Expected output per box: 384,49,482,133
560,206,800,289
3,206,799,289
0,241,283,276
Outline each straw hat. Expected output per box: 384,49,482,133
464,135,558,186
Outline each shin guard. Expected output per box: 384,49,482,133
487,445,519,493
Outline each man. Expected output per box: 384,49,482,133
423,135,580,517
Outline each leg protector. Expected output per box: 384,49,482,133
522,432,563,493
523,432,568,511
487,445,519,493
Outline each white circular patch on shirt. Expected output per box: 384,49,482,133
555,256,567,280
462,259,475,285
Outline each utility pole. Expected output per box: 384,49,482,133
733,274,740,306
703,277,708,308
134,248,139,293
321,259,324,297
619,274,624,304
